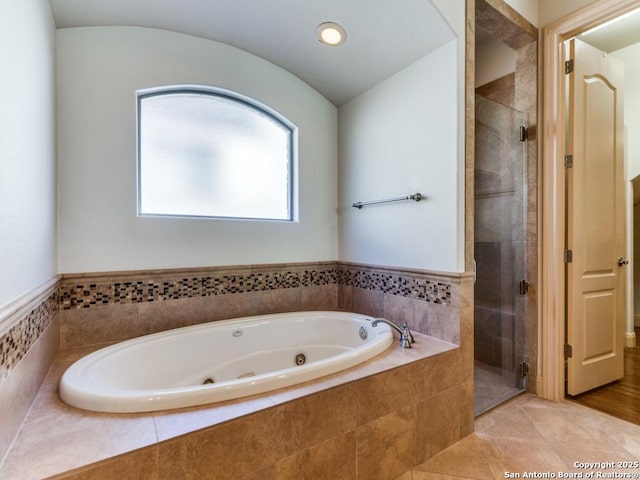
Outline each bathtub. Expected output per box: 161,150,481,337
59,311,393,413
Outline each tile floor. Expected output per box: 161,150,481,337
473,361,524,416
401,393,640,479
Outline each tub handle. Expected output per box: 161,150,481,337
371,318,414,349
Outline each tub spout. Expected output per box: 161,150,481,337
370,318,414,348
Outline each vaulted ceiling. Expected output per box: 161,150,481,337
49,0,455,106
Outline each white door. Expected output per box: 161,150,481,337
566,38,626,396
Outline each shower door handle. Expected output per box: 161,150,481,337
617,257,629,267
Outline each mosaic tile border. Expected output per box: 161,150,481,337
59,268,341,309
339,269,452,305
59,264,453,310
1,263,454,384
0,291,57,383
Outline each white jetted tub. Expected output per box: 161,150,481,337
59,311,393,413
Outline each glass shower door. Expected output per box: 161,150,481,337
473,94,527,416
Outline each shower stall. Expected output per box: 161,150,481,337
473,94,528,415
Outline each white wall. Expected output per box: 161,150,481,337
57,27,338,273
612,44,640,180
426,0,467,271
0,0,57,307
613,44,640,330
338,40,458,272
489,0,619,30
538,0,597,27
505,0,539,26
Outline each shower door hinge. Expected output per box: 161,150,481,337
564,344,573,359
564,249,573,263
519,279,529,296
565,155,574,168
565,59,574,74
520,361,530,378
519,125,528,142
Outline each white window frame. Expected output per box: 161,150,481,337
136,85,297,221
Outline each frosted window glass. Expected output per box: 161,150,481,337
138,90,294,220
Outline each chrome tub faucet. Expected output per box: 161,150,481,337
370,318,415,349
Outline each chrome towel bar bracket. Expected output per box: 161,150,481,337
352,193,423,209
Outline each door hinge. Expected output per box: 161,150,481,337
564,249,573,263
564,344,573,359
519,125,528,142
519,279,529,296
565,59,574,74
520,361,530,378
565,155,574,168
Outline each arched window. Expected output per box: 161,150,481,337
137,86,295,221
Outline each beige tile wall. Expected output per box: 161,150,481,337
57,262,461,349
0,320,57,465
52,347,473,480
0,280,59,464
2,262,471,479
58,285,340,350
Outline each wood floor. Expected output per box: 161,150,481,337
570,328,640,425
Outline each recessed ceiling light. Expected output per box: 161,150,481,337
317,22,347,46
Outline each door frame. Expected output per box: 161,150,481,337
540,0,640,401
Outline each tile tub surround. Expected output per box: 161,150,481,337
0,332,471,480
338,263,461,346
58,262,452,311
0,261,470,478
58,262,461,349
0,278,59,464
0,281,58,383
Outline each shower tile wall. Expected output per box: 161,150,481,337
475,0,538,391
474,93,525,380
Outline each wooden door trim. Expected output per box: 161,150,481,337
540,0,640,400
